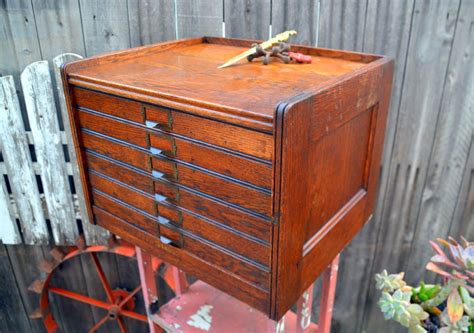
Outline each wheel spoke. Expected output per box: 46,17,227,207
88,314,109,333
90,252,115,303
121,309,149,323
49,287,110,310
119,285,142,308
117,317,127,333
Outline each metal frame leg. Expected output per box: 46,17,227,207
136,247,164,333
296,284,315,333
317,254,340,333
266,254,340,333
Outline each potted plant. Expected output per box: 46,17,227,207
375,237,474,332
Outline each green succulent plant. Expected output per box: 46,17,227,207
439,310,470,333
376,270,407,293
376,236,474,333
412,282,442,303
378,289,429,333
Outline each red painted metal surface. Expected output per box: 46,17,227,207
137,248,340,333
317,255,340,333
32,238,149,333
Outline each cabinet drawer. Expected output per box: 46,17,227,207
85,152,272,243
81,131,272,216
77,108,272,189
72,87,273,161
92,206,270,313
90,187,270,290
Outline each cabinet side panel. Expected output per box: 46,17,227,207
275,60,393,318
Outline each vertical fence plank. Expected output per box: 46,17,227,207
224,0,270,39
363,1,461,331
79,0,132,56
0,176,21,244
176,0,223,39
31,0,86,62
405,0,474,280
0,0,43,130
21,61,78,245
318,0,368,51
0,245,32,333
128,0,177,47
53,53,109,245
330,1,416,332
0,76,48,244
0,0,42,78
449,141,474,239
271,0,319,45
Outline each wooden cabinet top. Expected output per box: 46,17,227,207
65,37,384,132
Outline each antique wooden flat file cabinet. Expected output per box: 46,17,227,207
62,37,393,320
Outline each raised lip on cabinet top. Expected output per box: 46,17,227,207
63,36,388,133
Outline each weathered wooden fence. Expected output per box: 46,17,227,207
1,55,109,247
1,1,473,332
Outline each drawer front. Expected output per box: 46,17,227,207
73,87,273,161
92,206,270,313
89,175,270,289
80,131,272,216
86,159,272,251
85,152,272,243
76,108,272,189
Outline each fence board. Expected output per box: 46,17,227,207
53,54,109,245
318,0,367,51
331,1,416,332
128,0,176,47
405,0,474,281
224,0,270,39
176,0,223,39
21,61,78,245
79,0,132,56
271,0,319,45
0,0,43,130
31,0,86,63
0,245,32,333
5,245,49,333
364,1,461,331
450,141,474,238
0,76,48,244
0,170,21,244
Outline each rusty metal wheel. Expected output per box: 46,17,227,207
28,236,159,333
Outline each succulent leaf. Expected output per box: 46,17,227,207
375,270,407,292
448,289,465,323
440,310,470,332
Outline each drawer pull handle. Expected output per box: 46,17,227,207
158,216,171,225
159,235,174,245
145,120,160,129
150,147,163,156
155,193,168,202
150,147,174,158
152,170,165,179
